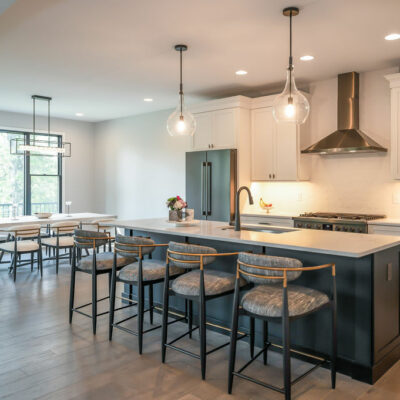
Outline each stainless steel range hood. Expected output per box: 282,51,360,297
301,72,387,154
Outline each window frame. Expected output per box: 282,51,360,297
0,129,63,215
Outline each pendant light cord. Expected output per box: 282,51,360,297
289,10,293,100
179,48,183,117
48,98,51,147
32,97,35,146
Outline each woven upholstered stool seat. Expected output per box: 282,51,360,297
241,284,329,318
42,236,74,247
0,240,39,252
118,259,184,282
172,269,242,297
79,252,135,271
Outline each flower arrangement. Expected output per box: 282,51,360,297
167,195,188,222
166,195,187,211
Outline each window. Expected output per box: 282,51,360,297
0,130,62,217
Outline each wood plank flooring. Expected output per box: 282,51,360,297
0,258,399,399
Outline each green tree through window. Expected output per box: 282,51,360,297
0,131,61,217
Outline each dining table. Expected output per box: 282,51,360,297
0,212,116,230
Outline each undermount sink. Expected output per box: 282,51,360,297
220,224,298,234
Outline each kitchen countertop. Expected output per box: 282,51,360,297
368,218,400,226
106,218,400,258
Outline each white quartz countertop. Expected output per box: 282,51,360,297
106,218,400,258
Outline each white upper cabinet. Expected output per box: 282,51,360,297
385,73,400,179
192,112,213,151
192,108,238,151
250,96,310,181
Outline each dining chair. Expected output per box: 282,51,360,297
41,221,80,273
0,224,43,281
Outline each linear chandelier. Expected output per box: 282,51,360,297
10,95,71,157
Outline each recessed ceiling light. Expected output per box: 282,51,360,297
75,112,84,117
143,98,153,102
300,55,314,61
235,70,248,75
385,33,400,41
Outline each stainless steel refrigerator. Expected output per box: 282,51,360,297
186,149,237,222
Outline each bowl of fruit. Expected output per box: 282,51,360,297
259,198,273,213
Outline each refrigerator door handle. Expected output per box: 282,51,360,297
201,162,206,216
207,162,212,216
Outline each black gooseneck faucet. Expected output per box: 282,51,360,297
234,186,254,231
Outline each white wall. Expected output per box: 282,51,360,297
0,110,95,212
93,110,191,219
248,66,400,217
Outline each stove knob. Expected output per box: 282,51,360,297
316,225,321,229
306,224,311,228
335,226,341,231
343,227,348,232
358,228,364,233
350,227,355,232
297,223,303,228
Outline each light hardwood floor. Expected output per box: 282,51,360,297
0,258,399,400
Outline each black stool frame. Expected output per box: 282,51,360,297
228,261,337,400
162,249,247,380
109,241,186,354
69,234,133,334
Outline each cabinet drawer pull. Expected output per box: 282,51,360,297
272,173,275,179
269,174,271,179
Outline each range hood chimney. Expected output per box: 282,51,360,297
301,72,387,154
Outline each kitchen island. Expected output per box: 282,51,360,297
107,218,400,384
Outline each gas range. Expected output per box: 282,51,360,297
293,212,385,233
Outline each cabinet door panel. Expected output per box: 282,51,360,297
275,122,298,180
251,108,275,180
192,112,212,151
213,109,236,149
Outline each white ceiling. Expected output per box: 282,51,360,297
0,0,400,122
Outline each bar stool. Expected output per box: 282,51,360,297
82,218,116,253
162,242,244,380
228,252,337,400
69,229,136,334
0,224,43,281
41,221,80,273
109,235,186,354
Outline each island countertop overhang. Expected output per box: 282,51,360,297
105,218,400,258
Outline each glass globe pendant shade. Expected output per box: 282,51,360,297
167,96,196,137
272,67,310,125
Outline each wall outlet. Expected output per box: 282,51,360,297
392,192,400,204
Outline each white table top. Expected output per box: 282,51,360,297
104,218,400,258
0,213,116,229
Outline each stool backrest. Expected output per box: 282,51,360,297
73,229,109,249
51,221,80,235
115,235,155,258
8,224,41,239
168,241,217,269
238,252,302,285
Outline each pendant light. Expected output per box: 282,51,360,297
167,44,196,137
10,95,71,157
272,7,310,125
